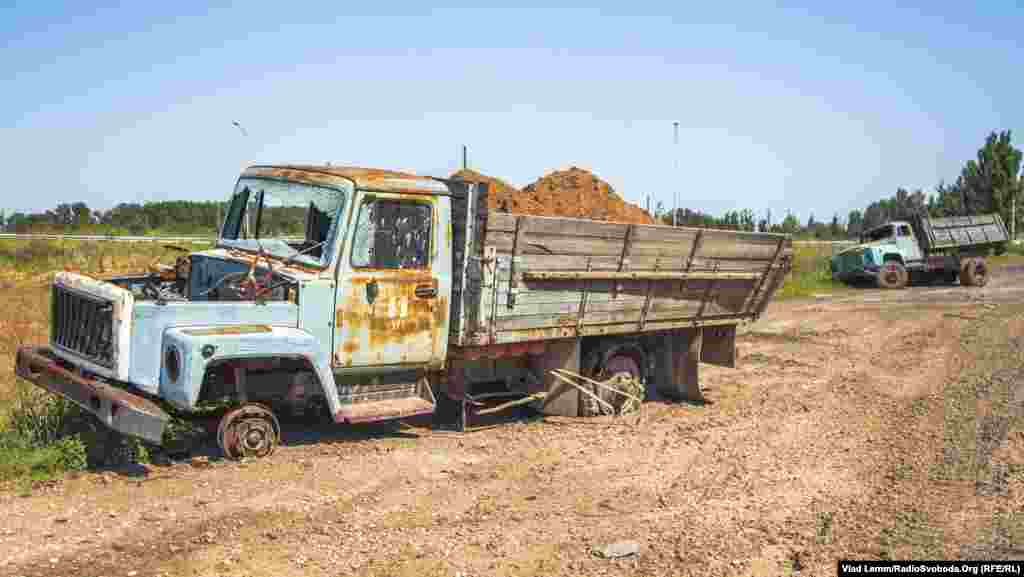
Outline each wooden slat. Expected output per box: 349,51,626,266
520,270,761,281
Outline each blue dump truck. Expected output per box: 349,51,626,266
831,213,1009,289
16,165,792,459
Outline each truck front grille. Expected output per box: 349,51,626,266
51,285,116,368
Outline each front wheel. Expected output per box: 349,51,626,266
217,403,280,460
877,261,908,289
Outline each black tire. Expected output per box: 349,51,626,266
876,261,908,289
962,258,988,288
943,270,959,285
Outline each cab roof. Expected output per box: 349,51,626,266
241,165,452,195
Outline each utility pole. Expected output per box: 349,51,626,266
462,145,468,171
672,122,679,227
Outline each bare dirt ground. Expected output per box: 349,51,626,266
2,267,1024,577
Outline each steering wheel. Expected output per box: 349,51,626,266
142,278,163,300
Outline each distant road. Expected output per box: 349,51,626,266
0,233,214,244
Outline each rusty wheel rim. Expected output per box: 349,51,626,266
973,261,987,285
217,404,280,460
883,264,901,286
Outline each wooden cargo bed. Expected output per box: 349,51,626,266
915,213,1009,253
448,183,793,347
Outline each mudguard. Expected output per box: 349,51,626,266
160,325,338,413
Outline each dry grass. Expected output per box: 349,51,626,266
0,239,209,481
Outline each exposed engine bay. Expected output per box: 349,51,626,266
107,247,298,304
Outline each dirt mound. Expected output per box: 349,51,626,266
452,167,653,225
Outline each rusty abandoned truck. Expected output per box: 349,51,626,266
830,213,1008,289
15,165,792,459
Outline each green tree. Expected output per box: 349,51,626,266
847,210,863,237
780,211,800,234
959,130,1022,229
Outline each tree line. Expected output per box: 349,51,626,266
1,200,227,236
655,130,1022,240
3,131,1020,240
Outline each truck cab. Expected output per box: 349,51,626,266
858,221,923,264
832,220,919,286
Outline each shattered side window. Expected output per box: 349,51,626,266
351,199,432,269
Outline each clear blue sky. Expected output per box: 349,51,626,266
2,1,1021,224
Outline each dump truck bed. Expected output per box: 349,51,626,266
449,186,792,347
915,213,1009,253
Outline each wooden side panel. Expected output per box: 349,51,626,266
455,211,791,346
921,213,1008,251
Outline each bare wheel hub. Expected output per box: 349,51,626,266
883,265,900,284
217,404,280,460
603,354,641,380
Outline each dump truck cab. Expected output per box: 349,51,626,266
831,221,916,284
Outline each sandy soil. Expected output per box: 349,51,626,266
2,267,1024,577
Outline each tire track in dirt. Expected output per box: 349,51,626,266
3,267,1024,577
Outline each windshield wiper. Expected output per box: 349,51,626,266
279,239,328,268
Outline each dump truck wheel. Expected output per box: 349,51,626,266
877,262,907,289
217,403,280,460
581,345,643,417
962,258,988,288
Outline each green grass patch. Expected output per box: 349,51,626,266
0,380,156,483
0,383,87,482
776,244,850,299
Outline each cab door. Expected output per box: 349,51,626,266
333,191,450,369
895,223,923,263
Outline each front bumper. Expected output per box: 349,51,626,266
15,346,169,444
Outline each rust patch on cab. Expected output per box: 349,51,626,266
334,272,441,366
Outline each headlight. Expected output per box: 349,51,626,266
165,345,181,383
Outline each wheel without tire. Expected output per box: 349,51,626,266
876,261,907,289
962,258,988,288
581,345,644,417
217,403,280,460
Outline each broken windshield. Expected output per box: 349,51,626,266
219,177,348,267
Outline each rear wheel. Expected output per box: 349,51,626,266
876,261,908,289
961,258,988,287
581,343,645,417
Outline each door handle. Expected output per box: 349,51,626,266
414,284,437,299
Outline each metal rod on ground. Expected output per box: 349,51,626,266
549,371,618,414
474,392,548,416
550,369,644,406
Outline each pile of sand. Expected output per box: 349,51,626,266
452,167,654,225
